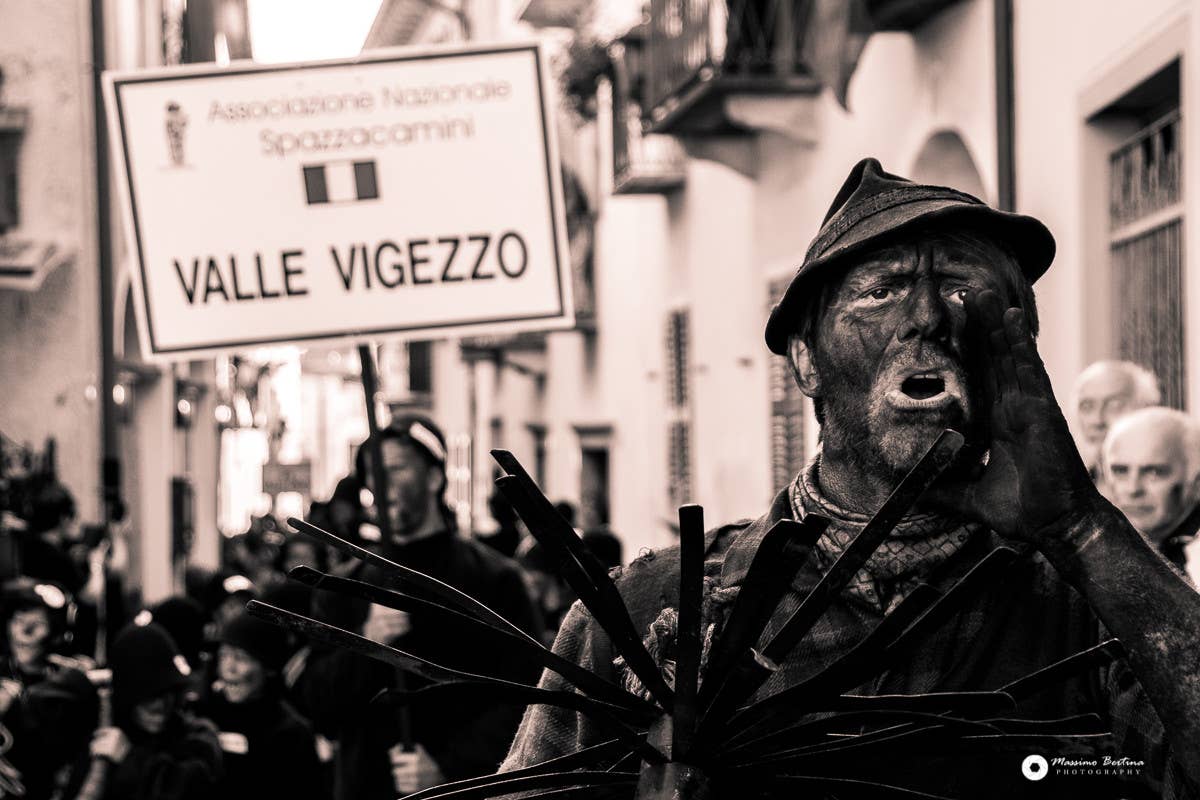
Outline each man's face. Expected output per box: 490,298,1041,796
133,692,175,735
1077,370,1136,449
217,644,266,704
808,234,1017,477
380,440,435,535
8,608,51,667
1106,427,1195,541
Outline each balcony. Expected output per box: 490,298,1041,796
643,0,964,136
611,32,687,194
644,0,822,135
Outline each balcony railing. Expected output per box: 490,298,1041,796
645,0,821,132
1110,110,1181,230
641,0,964,134
611,38,686,194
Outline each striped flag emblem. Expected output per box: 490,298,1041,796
303,160,379,205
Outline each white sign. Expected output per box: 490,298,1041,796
104,43,573,360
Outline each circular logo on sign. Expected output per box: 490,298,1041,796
1022,754,1049,781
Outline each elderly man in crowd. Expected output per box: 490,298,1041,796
1104,406,1200,581
1073,360,1160,483
503,159,1200,797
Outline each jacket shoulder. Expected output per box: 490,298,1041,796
608,519,751,630
456,534,527,581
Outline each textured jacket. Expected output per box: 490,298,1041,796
503,488,1197,799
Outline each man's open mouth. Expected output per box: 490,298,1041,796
886,369,957,411
901,373,945,400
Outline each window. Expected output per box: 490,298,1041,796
665,309,692,508
526,424,547,488
767,276,806,488
406,341,433,394
575,427,612,533
1109,107,1184,408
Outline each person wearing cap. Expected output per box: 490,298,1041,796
139,596,207,673
0,578,83,689
11,482,88,609
91,621,222,800
502,159,1200,795
200,571,258,643
0,580,97,797
196,611,325,800
301,414,542,799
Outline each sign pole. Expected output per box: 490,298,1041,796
356,343,414,753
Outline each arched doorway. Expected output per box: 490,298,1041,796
910,130,988,202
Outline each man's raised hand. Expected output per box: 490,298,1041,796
932,289,1103,549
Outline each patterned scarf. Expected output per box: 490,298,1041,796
791,458,979,614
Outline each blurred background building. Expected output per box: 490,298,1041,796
0,0,1194,601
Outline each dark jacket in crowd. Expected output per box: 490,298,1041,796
3,666,98,799
197,689,325,800
102,712,223,800
105,622,223,800
301,528,542,800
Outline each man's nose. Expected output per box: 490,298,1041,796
897,279,951,343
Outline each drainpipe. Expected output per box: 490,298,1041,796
91,0,122,525
994,0,1015,211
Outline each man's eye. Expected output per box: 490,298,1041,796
940,284,970,305
867,287,892,301
1110,465,1128,476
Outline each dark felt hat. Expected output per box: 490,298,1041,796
764,158,1056,355
143,596,206,667
110,622,191,710
219,611,291,672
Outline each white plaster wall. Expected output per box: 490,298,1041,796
673,144,771,525
0,0,101,522
593,194,673,555
1012,0,1192,402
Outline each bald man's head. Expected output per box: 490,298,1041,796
1074,360,1161,464
1103,407,1200,543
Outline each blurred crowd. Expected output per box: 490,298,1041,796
0,365,1196,799
0,413,621,799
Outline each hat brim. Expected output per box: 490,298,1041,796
764,201,1055,355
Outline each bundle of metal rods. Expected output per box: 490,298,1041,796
248,429,1125,799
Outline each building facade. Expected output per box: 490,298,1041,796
359,0,1200,560
1,0,252,602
